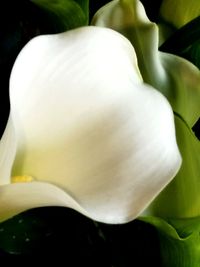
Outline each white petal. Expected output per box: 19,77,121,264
8,26,181,223
0,116,17,185
0,182,89,223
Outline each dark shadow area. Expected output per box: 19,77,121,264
0,207,161,266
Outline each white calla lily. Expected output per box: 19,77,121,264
0,26,181,224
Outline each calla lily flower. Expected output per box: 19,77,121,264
0,26,181,224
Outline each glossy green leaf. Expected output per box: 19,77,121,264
160,0,200,28
31,0,89,32
146,114,200,218
92,0,200,127
140,216,200,267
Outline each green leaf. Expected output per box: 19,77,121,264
140,216,200,267
160,0,200,28
147,114,200,218
75,0,89,16
31,0,89,32
92,0,200,127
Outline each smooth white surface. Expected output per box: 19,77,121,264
0,26,181,223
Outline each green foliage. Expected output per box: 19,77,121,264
31,0,89,32
148,114,200,218
141,216,200,267
160,0,200,29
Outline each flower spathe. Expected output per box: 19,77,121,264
0,26,181,224
92,0,200,128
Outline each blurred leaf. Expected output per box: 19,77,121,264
76,0,89,16
147,114,200,218
31,0,89,32
141,216,200,267
160,0,200,28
